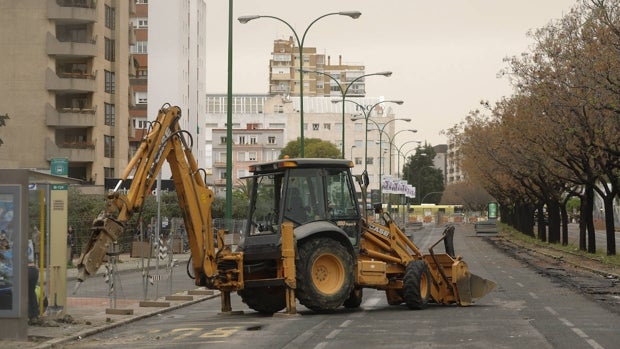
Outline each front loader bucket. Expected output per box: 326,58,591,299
452,260,496,306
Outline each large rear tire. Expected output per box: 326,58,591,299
238,286,286,314
296,238,354,312
403,260,431,310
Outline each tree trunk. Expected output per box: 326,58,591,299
604,194,617,256
579,192,587,251
560,202,568,246
547,199,561,244
584,185,596,254
537,205,547,242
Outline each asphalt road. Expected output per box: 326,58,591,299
62,225,620,349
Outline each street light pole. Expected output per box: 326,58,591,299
301,69,393,158
382,129,417,176
362,117,411,200
396,140,421,179
239,11,361,158
339,99,403,170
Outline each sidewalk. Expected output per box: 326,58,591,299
2,253,220,349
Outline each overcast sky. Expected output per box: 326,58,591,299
205,0,577,150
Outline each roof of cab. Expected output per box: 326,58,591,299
249,158,354,173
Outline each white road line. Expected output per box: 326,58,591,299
545,306,605,349
313,342,328,349
559,317,574,327
544,306,558,316
528,292,539,299
326,329,342,339
340,320,353,328
516,282,524,288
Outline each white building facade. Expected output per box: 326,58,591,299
148,0,207,178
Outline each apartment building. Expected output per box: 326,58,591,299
269,37,366,97
0,0,135,184
446,135,465,184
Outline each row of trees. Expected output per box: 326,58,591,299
447,0,619,255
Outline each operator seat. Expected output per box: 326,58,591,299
286,187,308,223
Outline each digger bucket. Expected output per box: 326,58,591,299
451,259,496,306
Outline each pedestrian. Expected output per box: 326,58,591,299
32,226,41,266
27,261,40,324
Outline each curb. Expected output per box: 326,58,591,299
33,291,220,349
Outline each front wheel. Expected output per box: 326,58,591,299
296,238,354,312
238,286,286,314
403,260,431,310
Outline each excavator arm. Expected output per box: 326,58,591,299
76,104,217,286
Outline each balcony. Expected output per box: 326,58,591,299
46,138,95,163
45,103,96,127
47,0,97,23
46,32,96,57
270,73,291,80
213,161,226,168
270,85,290,94
46,68,96,93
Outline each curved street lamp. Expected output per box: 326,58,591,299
382,129,418,176
299,69,393,158
340,99,404,170
396,139,422,179
361,117,411,198
239,11,361,157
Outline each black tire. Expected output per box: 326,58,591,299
296,238,354,312
238,286,286,314
403,260,431,310
343,288,363,308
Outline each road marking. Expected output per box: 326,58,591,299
313,342,328,349
544,306,604,349
544,306,558,316
326,329,342,339
528,292,539,299
340,320,353,328
516,282,524,288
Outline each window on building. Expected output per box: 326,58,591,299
312,123,319,131
354,123,363,131
104,103,115,126
237,169,247,178
249,152,257,161
220,136,227,144
269,123,285,128
274,105,284,113
130,41,147,54
323,123,331,130
334,123,342,132
268,136,276,144
105,37,115,62
104,135,115,158
355,157,362,165
136,92,147,104
104,167,114,179
249,136,257,144
137,19,148,28
220,171,226,180
366,157,374,165
105,5,115,30
104,70,115,94
354,140,363,148
237,152,245,161
238,136,246,144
